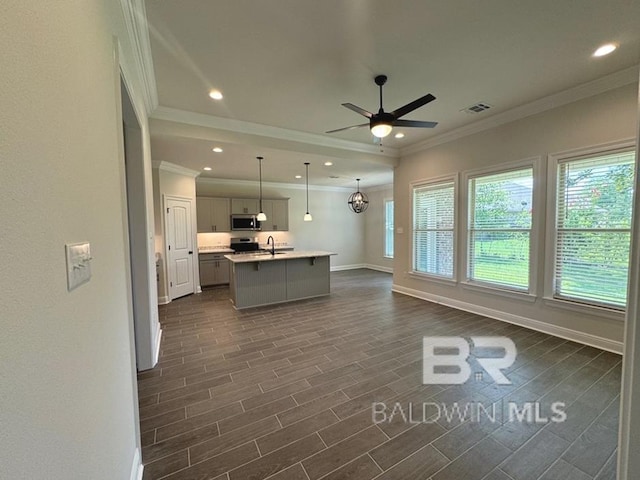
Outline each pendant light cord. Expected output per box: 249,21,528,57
305,162,310,213
258,156,263,212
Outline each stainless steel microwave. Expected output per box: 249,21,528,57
230,214,261,231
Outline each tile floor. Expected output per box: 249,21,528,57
138,269,622,480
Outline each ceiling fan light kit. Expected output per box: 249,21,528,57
371,120,393,138
327,74,438,138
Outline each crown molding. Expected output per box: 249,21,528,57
196,176,355,193
151,106,399,159
153,161,200,178
402,65,640,156
120,0,158,114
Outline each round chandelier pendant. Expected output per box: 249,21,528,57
348,178,369,214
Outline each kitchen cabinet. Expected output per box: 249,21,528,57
197,197,230,233
199,197,288,231
199,254,230,286
260,199,289,231
231,198,259,214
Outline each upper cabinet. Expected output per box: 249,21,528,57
196,197,230,232
231,198,259,214
199,196,289,231
259,199,289,231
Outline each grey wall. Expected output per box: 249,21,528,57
0,0,151,478
394,83,639,348
364,185,394,272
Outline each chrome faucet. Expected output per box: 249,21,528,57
267,235,275,255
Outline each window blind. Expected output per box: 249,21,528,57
468,168,533,290
413,181,455,277
555,150,635,308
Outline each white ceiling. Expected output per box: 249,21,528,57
143,0,640,187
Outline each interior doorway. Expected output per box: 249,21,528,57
120,76,161,372
165,196,195,300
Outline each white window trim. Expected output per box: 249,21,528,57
408,271,458,286
384,197,394,259
462,280,537,302
409,173,459,282
544,138,635,312
543,297,625,321
461,156,543,296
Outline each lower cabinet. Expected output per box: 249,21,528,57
199,255,230,286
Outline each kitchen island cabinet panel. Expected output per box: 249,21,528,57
226,251,334,309
232,261,287,308
286,256,330,300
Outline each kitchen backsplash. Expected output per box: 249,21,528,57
197,232,292,248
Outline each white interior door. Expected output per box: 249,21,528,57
166,197,194,299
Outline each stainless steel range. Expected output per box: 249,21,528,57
230,237,260,253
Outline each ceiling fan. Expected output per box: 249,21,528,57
326,74,438,138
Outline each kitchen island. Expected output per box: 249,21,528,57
224,251,336,309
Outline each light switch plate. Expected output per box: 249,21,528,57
66,242,92,291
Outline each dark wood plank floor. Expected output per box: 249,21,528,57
138,269,621,480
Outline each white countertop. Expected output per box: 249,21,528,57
198,248,234,254
199,245,293,254
224,250,336,263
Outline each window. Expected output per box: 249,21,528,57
468,168,533,291
384,200,394,258
412,179,455,278
553,149,635,309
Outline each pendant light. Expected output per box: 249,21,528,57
256,156,267,221
304,162,312,221
348,178,369,213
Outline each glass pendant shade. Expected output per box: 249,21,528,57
256,212,267,221
370,122,392,138
304,213,313,222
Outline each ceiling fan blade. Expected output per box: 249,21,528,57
391,93,436,119
393,119,438,128
342,103,373,118
325,123,369,134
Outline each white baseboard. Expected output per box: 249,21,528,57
129,447,143,480
364,264,393,274
152,325,162,367
196,285,202,294
157,295,170,305
330,263,367,272
392,284,623,354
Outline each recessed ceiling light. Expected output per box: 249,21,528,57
593,43,618,57
212,147,223,153
394,133,405,139
324,161,333,166
295,175,302,179
208,89,223,100
203,167,212,171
